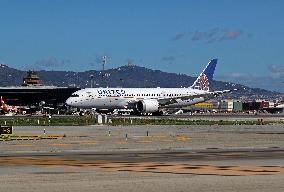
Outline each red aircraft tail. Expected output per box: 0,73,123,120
0,96,8,113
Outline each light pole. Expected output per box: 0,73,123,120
90,75,94,88
101,56,107,87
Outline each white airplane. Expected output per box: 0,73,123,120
66,59,231,115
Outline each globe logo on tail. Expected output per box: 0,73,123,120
196,73,209,91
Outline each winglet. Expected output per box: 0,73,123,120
191,59,217,91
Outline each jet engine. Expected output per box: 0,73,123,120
136,99,159,113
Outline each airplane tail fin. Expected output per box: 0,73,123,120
190,59,217,91
0,96,8,113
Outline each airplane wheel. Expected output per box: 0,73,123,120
130,110,141,116
152,111,163,116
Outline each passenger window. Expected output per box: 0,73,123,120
71,94,79,97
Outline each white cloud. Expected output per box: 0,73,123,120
268,64,284,79
190,28,246,43
220,30,242,41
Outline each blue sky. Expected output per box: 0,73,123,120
0,0,284,92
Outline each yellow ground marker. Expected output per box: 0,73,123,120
115,141,128,145
176,136,191,141
0,134,65,141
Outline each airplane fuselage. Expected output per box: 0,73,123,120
66,87,208,110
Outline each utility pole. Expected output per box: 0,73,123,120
101,56,107,87
90,75,94,88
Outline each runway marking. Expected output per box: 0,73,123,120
1,157,283,176
80,141,97,145
115,141,128,145
160,140,175,142
132,135,190,143
13,144,33,147
151,136,168,138
138,140,152,143
176,136,191,141
49,143,69,147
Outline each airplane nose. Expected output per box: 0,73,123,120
66,98,72,106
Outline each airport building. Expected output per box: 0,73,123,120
219,100,243,112
219,100,234,112
185,100,283,114
0,70,79,107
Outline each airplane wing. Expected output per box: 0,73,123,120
212,89,239,96
158,95,206,106
157,89,236,106
210,89,235,96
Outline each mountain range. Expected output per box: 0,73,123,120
0,63,282,100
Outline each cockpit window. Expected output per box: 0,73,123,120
71,94,79,97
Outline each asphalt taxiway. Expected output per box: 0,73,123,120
0,124,284,192
113,113,284,121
